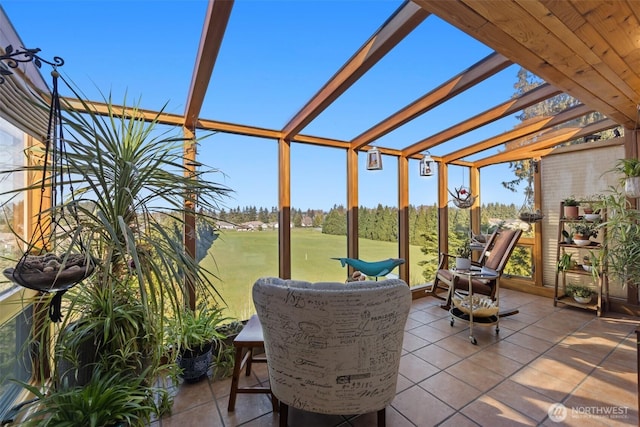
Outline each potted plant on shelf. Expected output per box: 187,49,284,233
167,304,228,383
455,235,472,270
562,196,580,219
566,284,595,304
557,253,573,273
571,220,598,245
614,158,640,198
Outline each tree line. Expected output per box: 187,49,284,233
215,203,528,282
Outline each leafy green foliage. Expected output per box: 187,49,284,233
557,253,573,272
615,158,640,178
597,186,640,287
570,220,598,238
167,304,227,353
2,87,233,422
19,370,160,427
566,284,594,298
562,196,580,207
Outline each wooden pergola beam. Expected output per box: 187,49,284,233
442,103,594,163
281,1,429,140
402,82,561,157
352,52,512,150
473,118,618,168
183,0,234,129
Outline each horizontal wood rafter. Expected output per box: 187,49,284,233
442,103,594,163
474,118,618,167
402,82,561,157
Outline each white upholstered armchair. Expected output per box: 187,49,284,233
252,277,411,427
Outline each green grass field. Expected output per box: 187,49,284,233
203,228,431,321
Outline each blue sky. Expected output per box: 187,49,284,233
2,0,527,211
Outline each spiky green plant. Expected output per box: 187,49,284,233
1,83,232,422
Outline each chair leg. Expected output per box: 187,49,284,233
279,402,288,427
430,277,447,301
377,408,386,427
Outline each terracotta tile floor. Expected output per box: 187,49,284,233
153,289,639,426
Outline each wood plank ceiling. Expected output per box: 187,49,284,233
178,0,639,166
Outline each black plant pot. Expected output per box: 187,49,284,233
178,342,213,383
56,321,101,389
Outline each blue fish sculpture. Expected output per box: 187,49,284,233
332,257,405,277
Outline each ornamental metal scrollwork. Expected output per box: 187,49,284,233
0,44,64,83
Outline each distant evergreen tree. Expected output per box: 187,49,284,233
258,207,269,223
322,205,347,235
312,211,324,228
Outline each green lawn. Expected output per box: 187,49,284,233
203,228,432,321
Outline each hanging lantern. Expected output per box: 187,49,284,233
419,151,434,176
367,146,382,170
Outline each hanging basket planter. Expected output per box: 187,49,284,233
2,63,96,322
519,210,544,223
448,186,476,209
624,176,640,198
3,253,94,292
3,253,95,322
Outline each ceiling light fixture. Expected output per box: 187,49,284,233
419,151,434,176
366,146,382,171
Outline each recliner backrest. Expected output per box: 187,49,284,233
483,228,522,272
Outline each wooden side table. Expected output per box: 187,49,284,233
227,314,277,412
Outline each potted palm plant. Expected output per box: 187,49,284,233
2,87,232,422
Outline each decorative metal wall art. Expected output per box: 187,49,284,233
0,44,64,84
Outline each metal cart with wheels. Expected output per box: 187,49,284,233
449,267,500,345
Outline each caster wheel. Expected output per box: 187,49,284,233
495,327,500,335
450,319,454,327
470,336,477,345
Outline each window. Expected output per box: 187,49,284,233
0,116,26,296
0,305,33,421
0,117,35,419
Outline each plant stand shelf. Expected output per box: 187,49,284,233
553,201,608,317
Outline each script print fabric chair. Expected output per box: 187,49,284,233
252,277,411,427
433,228,522,307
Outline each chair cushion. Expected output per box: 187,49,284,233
437,269,494,297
